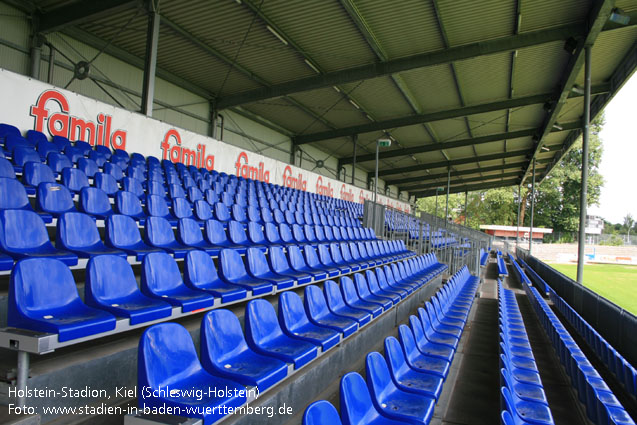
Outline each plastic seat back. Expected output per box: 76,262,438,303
106,214,146,249
37,183,76,216
0,209,56,253
178,218,206,245
77,157,99,177
193,200,212,221
279,291,312,330
80,187,113,217
104,162,124,181
172,197,193,219
94,172,119,195
228,220,249,245
62,167,89,193
244,299,284,347
142,252,185,293
145,216,177,246
303,400,342,425
0,158,15,178
122,177,145,198
340,372,382,425
0,177,31,210
23,162,55,187
57,212,107,251
116,191,145,218
14,147,41,167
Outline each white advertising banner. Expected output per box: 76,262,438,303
0,69,411,212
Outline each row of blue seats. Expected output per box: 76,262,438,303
8,248,435,342
509,256,531,286
137,256,446,424
523,276,635,425
497,251,508,277
517,258,548,295
480,248,489,267
547,285,637,400
498,280,554,425
303,266,479,425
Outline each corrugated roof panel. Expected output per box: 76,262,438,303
455,52,511,104
514,41,570,96
336,76,413,120
575,26,637,86
414,150,448,164
504,136,534,152
399,65,461,112
285,88,367,130
354,0,445,58
557,97,584,123
391,125,434,145
521,0,591,32
437,0,516,46
509,104,546,130
79,10,148,57
242,99,329,135
260,0,376,72
466,111,508,137
428,118,470,142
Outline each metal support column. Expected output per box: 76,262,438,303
435,191,439,218
445,167,451,225
30,38,42,79
209,101,218,139
351,134,358,186
516,184,521,247
464,191,468,226
47,44,55,84
529,158,536,255
141,1,160,117
373,140,379,227
577,45,592,284
16,351,29,408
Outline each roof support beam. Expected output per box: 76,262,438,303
377,145,560,178
215,18,634,109
293,84,608,145
38,0,140,34
389,161,528,186
412,178,522,198
520,0,616,185
340,121,580,164
408,171,523,192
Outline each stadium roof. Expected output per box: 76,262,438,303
11,0,637,199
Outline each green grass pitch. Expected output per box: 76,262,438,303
547,263,637,316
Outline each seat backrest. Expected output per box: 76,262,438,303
204,219,228,245
0,158,15,178
268,245,290,274
57,212,102,249
384,336,410,378
178,218,204,245
122,177,144,198
4,135,33,152
353,273,373,298
145,216,175,245
106,214,144,247
184,250,221,290
14,147,41,167
302,400,342,425
323,225,335,241
104,162,124,181
0,209,50,250
94,172,119,195
146,194,170,217
219,249,248,281
228,220,248,245
74,140,92,154
88,150,108,167
200,309,250,369
138,323,203,389
37,182,75,215
318,244,333,265
172,197,193,219
116,191,143,217
314,225,326,242
288,245,308,270
244,299,284,347
0,177,29,209
246,247,271,276
304,285,329,321
77,157,99,177
340,276,360,304
80,187,112,216
168,184,185,199
86,254,141,303
193,200,212,221
8,257,84,321
62,167,89,192
278,291,311,331
365,351,396,399
340,372,380,425
142,252,184,292
247,221,266,244
23,162,55,186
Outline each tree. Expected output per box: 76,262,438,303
624,213,634,238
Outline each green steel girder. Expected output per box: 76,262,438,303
390,161,528,186
412,178,521,198
340,121,580,165
377,145,560,178
215,17,634,109
520,0,616,185
38,0,140,33
406,171,523,192
293,84,608,145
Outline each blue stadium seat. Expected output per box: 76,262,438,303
23,161,55,188
245,299,318,368
88,151,108,167
194,199,213,221
36,182,77,217
306,245,339,277
172,197,194,220
229,220,266,251
138,323,246,424
200,309,288,391
141,252,214,311
103,162,124,181
177,218,219,255
303,400,343,425
319,244,350,274
57,212,126,258
94,145,112,158
269,245,312,284
353,273,393,310
105,215,160,260
146,194,179,225
323,280,372,326
85,255,172,324
121,177,145,199
35,140,58,161
62,167,89,193
278,291,340,350
409,316,455,362
384,336,444,399
247,221,269,246
365,351,436,424
115,190,146,223
264,222,285,245
0,176,51,219
0,209,77,265
144,216,194,258
288,245,327,281
0,157,15,178
397,324,450,378
46,152,72,175
13,147,40,172
184,250,246,302
340,276,383,317
64,145,84,163
367,269,403,302
417,308,458,349
218,249,273,295
330,243,357,272
340,372,406,425
8,257,115,341
246,247,294,289
304,285,358,337
79,187,114,219
94,172,119,196
77,157,99,178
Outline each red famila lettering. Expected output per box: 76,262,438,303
160,128,215,170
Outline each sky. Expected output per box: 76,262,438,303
586,73,637,224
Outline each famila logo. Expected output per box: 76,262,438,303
30,89,127,149
315,176,334,197
282,165,307,191
160,129,215,170
235,152,270,182
340,184,354,202
358,190,369,204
